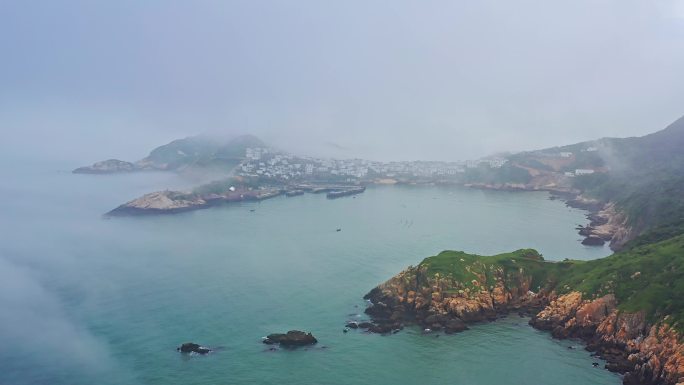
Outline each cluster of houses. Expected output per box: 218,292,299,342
237,147,509,182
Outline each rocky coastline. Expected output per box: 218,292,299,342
106,189,283,216
360,251,550,335
360,249,683,385
530,292,684,385
465,182,633,251
106,184,367,216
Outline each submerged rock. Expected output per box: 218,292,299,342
177,342,211,354
262,330,318,346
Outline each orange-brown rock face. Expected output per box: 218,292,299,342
364,269,683,385
531,292,684,385
363,264,546,334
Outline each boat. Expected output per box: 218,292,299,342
326,186,366,199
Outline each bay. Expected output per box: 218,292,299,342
0,162,619,385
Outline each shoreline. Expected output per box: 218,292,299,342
463,182,632,251
105,185,367,217
360,255,683,385
106,180,634,252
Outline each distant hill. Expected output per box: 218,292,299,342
74,134,267,174
503,115,684,246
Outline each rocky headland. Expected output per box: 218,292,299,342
361,246,684,385
73,159,138,174
106,188,283,216
106,184,367,216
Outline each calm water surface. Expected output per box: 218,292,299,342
0,162,619,385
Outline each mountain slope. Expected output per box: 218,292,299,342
497,115,684,247
74,134,267,174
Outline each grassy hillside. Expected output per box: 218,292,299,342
420,249,569,293
142,134,265,170
418,234,684,330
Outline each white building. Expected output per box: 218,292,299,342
488,159,508,168
575,169,595,175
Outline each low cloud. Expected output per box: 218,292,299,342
0,256,135,385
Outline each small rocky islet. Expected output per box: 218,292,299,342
262,330,318,347
177,342,211,355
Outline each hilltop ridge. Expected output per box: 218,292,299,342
73,134,265,174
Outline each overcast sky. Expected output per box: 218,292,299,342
2,0,684,163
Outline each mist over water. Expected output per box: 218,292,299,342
2,1,684,162
1,1,682,383
0,160,618,385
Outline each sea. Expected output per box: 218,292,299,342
0,161,621,385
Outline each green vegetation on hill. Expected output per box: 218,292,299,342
579,118,684,234
142,134,265,170
145,136,222,169
555,233,684,327
501,116,684,241
419,234,684,330
420,248,572,292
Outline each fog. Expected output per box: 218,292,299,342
0,257,132,383
1,3,683,383
1,0,684,164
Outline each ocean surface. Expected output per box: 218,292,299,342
0,162,620,385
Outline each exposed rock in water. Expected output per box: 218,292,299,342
262,330,318,346
565,195,604,212
177,342,211,354
571,201,634,251
73,159,137,174
581,236,606,246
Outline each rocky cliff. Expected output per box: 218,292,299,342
363,247,684,385
531,292,683,385
363,250,551,334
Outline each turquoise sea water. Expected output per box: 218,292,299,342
0,162,620,385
